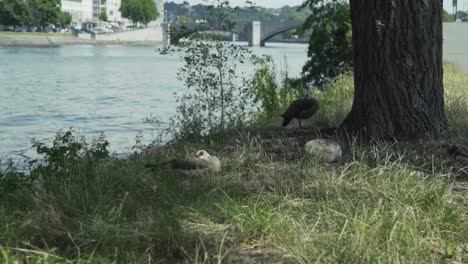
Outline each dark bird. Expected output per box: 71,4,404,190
281,96,319,128
145,150,221,176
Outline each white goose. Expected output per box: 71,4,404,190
145,150,221,176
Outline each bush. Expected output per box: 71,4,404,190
251,64,307,122
30,129,110,175
0,162,31,197
159,1,270,140
300,0,352,87
0,130,182,261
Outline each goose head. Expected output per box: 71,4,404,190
196,150,211,160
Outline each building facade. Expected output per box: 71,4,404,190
62,0,94,23
105,0,125,22
61,0,164,25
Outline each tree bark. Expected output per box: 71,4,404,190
341,0,447,139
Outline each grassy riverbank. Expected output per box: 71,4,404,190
0,65,467,263
0,33,89,47
0,31,72,36
0,32,164,46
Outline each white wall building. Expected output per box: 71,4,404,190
62,0,164,26
92,0,103,19
155,0,165,22
105,0,125,23
61,0,94,23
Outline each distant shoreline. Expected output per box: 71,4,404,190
0,33,164,47
0,32,309,47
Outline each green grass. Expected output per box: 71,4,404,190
307,64,468,135
0,31,71,36
444,63,468,144
311,72,354,128
0,64,467,263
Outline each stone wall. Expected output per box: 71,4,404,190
94,26,165,42
0,35,93,46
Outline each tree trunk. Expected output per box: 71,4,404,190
341,0,447,139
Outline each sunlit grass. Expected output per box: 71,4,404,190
444,63,468,144
311,72,354,128
307,64,468,139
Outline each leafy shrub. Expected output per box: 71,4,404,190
159,1,270,140
0,161,31,196
30,129,110,176
251,64,302,122
300,0,352,87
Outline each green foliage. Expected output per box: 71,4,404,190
251,64,301,122
0,136,466,262
176,15,194,24
120,0,159,25
443,64,468,145
0,0,64,28
30,129,110,176
59,11,71,27
252,65,280,120
300,0,352,87
0,0,32,27
29,0,61,27
0,162,31,196
0,130,181,262
443,9,454,22
165,2,309,24
99,8,108,22
168,40,267,139
311,72,354,127
160,1,270,139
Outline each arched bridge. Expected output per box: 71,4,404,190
244,21,303,47
165,20,303,47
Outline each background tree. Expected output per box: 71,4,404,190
99,8,108,22
30,6,42,27
29,0,61,29
0,0,32,28
341,0,447,139
59,11,71,28
279,5,310,22
299,0,352,87
164,2,309,24
443,9,454,22
175,15,194,24
287,12,302,22
120,0,158,26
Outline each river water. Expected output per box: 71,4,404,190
0,43,308,160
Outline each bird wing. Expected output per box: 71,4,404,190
296,98,319,119
283,98,318,117
145,157,209,172
281,99,303,118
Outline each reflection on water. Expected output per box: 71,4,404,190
0,43,307,159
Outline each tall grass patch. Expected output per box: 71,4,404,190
444,63,468,144
0,131,182,262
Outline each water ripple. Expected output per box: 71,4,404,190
0,44,307,156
